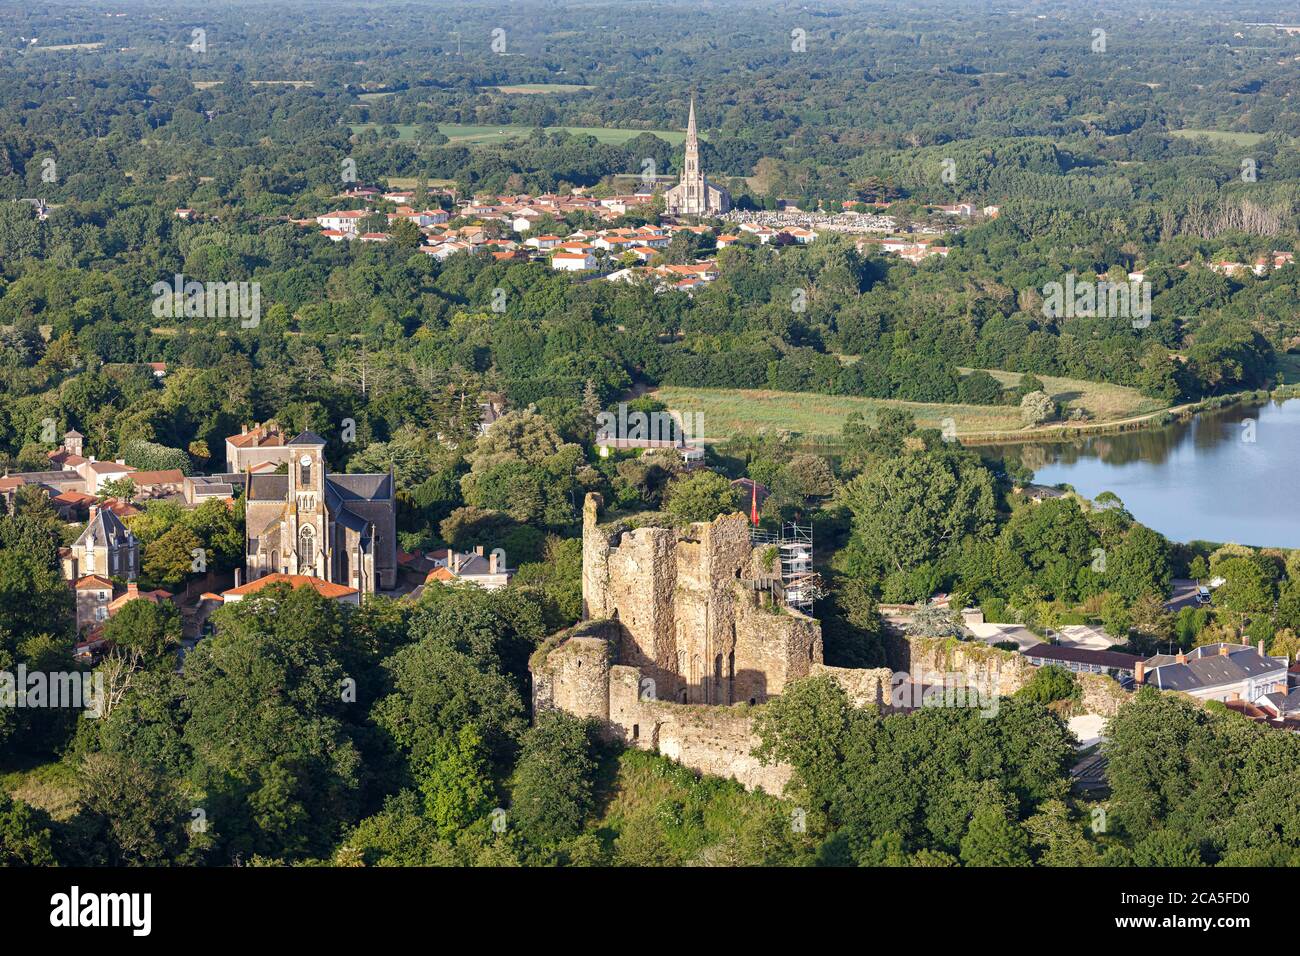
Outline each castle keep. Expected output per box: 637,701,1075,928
531,493,828,792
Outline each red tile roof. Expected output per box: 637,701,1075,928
222,573,358,600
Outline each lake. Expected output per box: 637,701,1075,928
986,398,1300,548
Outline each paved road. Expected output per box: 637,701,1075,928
1166,578,1204,613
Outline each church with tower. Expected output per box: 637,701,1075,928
663,97,731,217
243,431,398,594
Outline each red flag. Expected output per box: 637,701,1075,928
750,480,759,526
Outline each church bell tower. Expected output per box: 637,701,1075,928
286,432,328,578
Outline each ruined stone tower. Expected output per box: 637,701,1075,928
531,493,825,791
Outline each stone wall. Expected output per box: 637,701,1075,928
886,633,1127,717
533,493,830,793
579,493,820,707
1077,672,1128,718
607,664,790,794
888,633,1035,696
811,664,896,709
532,621,791,793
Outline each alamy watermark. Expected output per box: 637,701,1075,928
889,667,999,718
595,402,704,449
1042,273,1150,328
151,274,261,328
1,665,104,717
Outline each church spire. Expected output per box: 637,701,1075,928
683,95,700,183
664,91,730,217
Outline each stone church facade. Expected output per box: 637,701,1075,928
243,431,397,593
663,97,731,217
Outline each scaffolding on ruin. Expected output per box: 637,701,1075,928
750,522,819,615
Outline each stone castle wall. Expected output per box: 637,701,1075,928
579,494,819,708
534,495,1130,796
535,494,825,793
888,633,1127,717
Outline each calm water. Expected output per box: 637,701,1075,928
986,398,1300,548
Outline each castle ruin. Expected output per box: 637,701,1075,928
531,493,863,793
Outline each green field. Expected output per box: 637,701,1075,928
351,123,686,146
959,369,1166,422
652,371,1165,442
1168,129,1267,146
1,755,78,821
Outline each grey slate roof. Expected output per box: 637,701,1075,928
1022,643,1141,671
327,473,393,500
248,474,289,501
75,508,134,549
1146,643,1286,692
288,431,327,446
1260,688,1300,715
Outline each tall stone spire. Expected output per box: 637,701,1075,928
683,95,699,180
663,92,730,217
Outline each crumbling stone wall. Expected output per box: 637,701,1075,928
579,493,819,707
811,664,896,709
607,665,791,793
887,633,1127,716
534,493,826,793
531,621,617,721
1077,673,1127,718
890,634,1035,697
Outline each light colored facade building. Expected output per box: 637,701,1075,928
63,506,139,584
663,97,731,218
243,432,397,593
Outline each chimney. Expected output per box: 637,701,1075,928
1176,652,1187,665
234,568,242,587
474,545,484,557
1220,643,1231,656
126,581,138,597
452,553,461,574
1134,660,1145,685
241,424,248,435
1259,639,1267,657
489,552,499,574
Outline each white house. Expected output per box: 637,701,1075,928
552,251,596,271
315,210,369,235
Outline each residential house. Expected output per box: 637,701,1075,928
1137,642,1288,704
225,421,291,472
424,546,512,591
551,251,596,271
62,506,139,583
